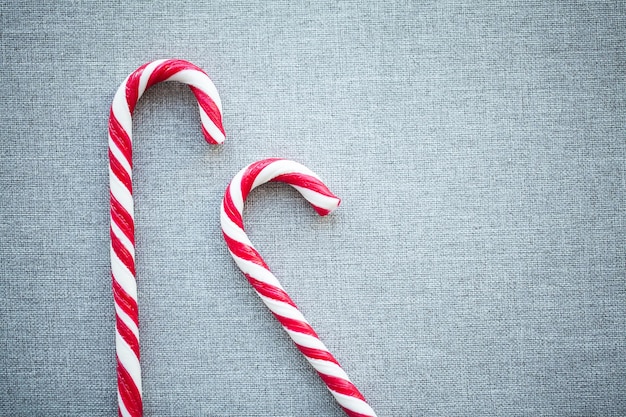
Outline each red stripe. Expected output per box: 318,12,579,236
223,233,269,269
110,192,134,245
109,150,132,194
117,357,142,417
245,275,297,308
190,85,225,136
271,172,340,216
111,229,135,276
295,344,339,365
108,114,133,169
116,315,140,358
310,205,332,216
201,124,219,145
125,62,149,114
112,278,138,326
274,313,319,338
145,59,193,87
222,184,243,229
318,373,366,401
271,172,336,199
240,158,283,200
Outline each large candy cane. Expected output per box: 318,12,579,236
109,59,225,417
221,158,376,417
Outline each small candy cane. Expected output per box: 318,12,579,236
221,158,376,417
109,59,224,417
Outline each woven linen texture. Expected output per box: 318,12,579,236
1,1,624,415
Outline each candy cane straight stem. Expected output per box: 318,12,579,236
109,59,224,417
221,158,376,417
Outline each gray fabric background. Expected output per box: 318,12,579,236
1,1,624,416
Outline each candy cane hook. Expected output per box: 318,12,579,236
109,59,225,417
221,158,376,417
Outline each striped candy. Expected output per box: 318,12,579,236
109,59,224,417
221,158,376,417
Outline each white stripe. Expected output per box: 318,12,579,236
111,221,135,260
198,105,225,144
220,211,252,246
109,168,134,215
284,328,328,351
305,357,351,381
258,294,307,322
228,170,246,212
117,391,132,417
251,159,320,191
164,68,223,111
111,82,133,138
116,331,142,393
137,59,166,98
114,302,139,339
331,391,377,416
292,185,340,212
108,135,132,175
111,246,137,300
229,255,284,290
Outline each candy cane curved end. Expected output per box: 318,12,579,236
221,158,376,417
109,59,225,417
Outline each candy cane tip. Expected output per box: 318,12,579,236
206,135,225,145
202,126,225,145
312,198,341,217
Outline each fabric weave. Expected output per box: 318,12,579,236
1,1,625,415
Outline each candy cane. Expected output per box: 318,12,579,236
221,158,376,417
109,59,225,417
